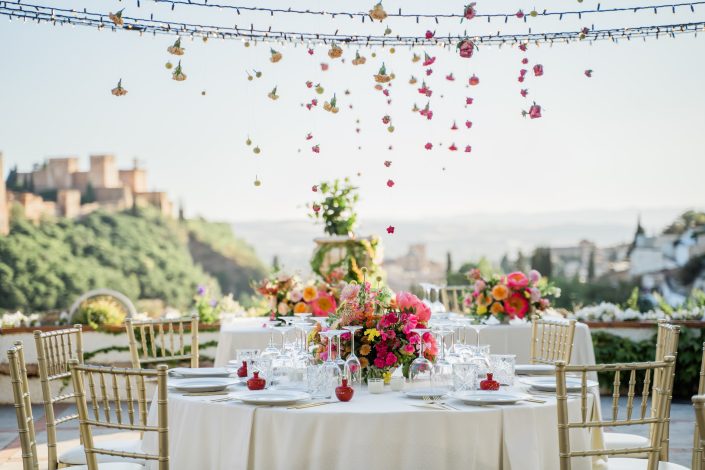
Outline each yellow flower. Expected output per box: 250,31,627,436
303,286,318,302
490,302,505,315
491,284,509,301
477,304,488,315
364,328,380,342
294,302,309,314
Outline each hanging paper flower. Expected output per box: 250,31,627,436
425,68,433,76
386,225,395,234
464,3,477,20
382,115,391,125
386,179,395,187
516,9,524,18
306,133,313,140
328,44,343,59
369,2,388,21
270,49,283,63
409,76,418,85
387,125,395,133
457,39,476,59
306,81,313,88
374,63,391,83
533,64,544,77
419,102,433,120
323,94,339,113
579,27,590,40
312,185,318,192
464,145,472,153
321,63,329,71
167,38,185,56
311,99,318,106
109,9,124,26
584,69,593,78
312,145,321,153
352,51,367,65
313,203,321,212
384,27,392,36
451,121,458,130
530,10,539,17
518,76,525,83
469,74,480,86
253,146,261,154
411,103,420,112
424,142,433,150
384,160,392,167
446,73,455,81
449,143,458,151
520,89,528,97
422,53,436,67
255,71,262,78
412,53,421,63
383,89,390,97
466,97,474,105
465,120,473,129
245,136,252,146
111,79,127,97
418,82,432,97
254,177,261,187
165,62,173,70
172,61,187,81
425,30,435,39
268,87,279,100
521,58,529,65
308,48,315,55
522,102,542,119
519,43,528,52
315,84,324,94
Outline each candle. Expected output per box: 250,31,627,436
368,378,384,394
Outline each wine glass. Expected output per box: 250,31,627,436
432,327,454,391
418,283,434,310
468,316,488,348
330,330,346,372
342,325,363,385
293,321,315,359
319,330,341,387
408,328,433,390
431,286,447,316
260,320,281,363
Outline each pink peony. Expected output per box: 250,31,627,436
506,271,529,289
528,269,541,284
311,292,337,316
503,292,530,319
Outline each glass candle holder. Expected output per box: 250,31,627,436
368,378,384,394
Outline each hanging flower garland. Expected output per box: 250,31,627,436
111,79,127,96
172,61,187,81
167,38,185,56
369,2,388,22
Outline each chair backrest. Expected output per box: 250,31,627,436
530,315,577,365
33,325,84,470
439,286,471,313
694,394,705,470
653,320,680,461
555,356,676,470
693,343,705,470
125,315,199,369
69,360,169,470
7,342,39,470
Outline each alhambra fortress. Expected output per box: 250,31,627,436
0,152,173,235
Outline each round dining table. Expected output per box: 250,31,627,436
144,381,604,470
213,320,597,369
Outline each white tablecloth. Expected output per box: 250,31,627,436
144,383,602,470
214,321,596,369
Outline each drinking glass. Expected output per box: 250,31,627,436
343,325,363,385
490,354,516,386
432,328,454,391
452,363,478,392
431,286,446,315
319,330,342,387
468,316,488,348
260,320,281,363
407,328,433,389
466,345,492,385
418,283,434,310
332,330,346,372
307,364,333,399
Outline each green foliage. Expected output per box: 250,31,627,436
82,183,96,204
446,258,494,285
0,208,214,311
663,210,705,235
73,297,126,331
550,276,639,310
310,237,380,283
530,247,553,278
592,327,703,397
310,178,359,236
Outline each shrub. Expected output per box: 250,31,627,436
73,297,126,331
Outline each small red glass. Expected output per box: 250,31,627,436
237,361,248,378
480,373,500,391
335,378,354,402
247,371,266,390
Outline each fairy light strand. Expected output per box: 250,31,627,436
1,1,703,46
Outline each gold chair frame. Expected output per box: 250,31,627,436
530,315,577,365
653,320,680,461
33,325,84,470
439,286,471,313
693,343,705,470
68,360,169,470
125,315,199,370
7,341,39,470
555,356,676,470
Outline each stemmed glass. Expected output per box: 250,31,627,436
468,316,488,348
293,321,314,360
319,330,341,387
408,328,433,389
418,283,434,310
260,320,281,363
432,326,454,391
431,286,446,315
342,325,363,385
330,330,346,372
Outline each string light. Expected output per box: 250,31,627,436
150,0,704,22
1,1,704,47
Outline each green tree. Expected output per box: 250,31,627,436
587,249,596,282
83,182,96,204
499,253,512,274
515,250,529,272
530,247,553,277
445,252,453,276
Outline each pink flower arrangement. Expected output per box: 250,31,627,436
253,272,342,320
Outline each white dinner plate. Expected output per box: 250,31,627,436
235,390,310,406
404,388,449,399
170,367,231,378
515,364,555,376
453,390,526,405
170,378,240,393
521,377,598,392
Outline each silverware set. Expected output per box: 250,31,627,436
287,401,336,410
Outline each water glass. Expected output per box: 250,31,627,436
307,365,334,399
490,354,516,386
452,363,478,392
390,376,405,392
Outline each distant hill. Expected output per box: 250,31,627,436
0,207,266,312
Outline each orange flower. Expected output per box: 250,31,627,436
491,284,509,301
303,286,318,302
359,344,372,356
360,357,369,368
294,302,309,314
476,293,491,306
490,302,505,315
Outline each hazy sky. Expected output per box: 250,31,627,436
1,0,704,226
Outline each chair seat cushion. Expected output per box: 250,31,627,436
70,463,145,470
59,438,145,465
603,432,650,458
607,458,688,470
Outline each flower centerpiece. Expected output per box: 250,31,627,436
311,278,438,382
253,271,343,319
462,269,560,323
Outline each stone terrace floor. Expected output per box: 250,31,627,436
0,398,697,469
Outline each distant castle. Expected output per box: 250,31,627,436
0,152,173,235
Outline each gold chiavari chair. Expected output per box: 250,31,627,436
555,356,686,470
124,315,199,370
34,325,144,469
7,341,39,470
439,286,472,313
693,343,705,470
530,315,577,365
605,321,680,460
68,360,170,470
